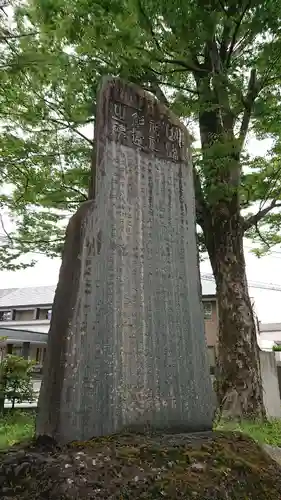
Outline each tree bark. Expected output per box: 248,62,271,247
204,210,265,420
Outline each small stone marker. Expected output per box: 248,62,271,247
36,77,214,443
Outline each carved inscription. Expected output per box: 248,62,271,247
106,81,187,162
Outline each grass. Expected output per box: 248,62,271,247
0,411,281,451
216,418,281,447
0,411,35,450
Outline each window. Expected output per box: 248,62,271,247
203,302,212,320
14,309,34,321
208,346,216,375
36,308,52,320
0,310,12,321
36,348,41,363
35,347,46,365
12,345,22,357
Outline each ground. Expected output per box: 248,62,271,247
1,425,281,499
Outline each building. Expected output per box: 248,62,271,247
0,286,55,369
1,282,280,416
258,322,281,348
0,281,218,369
0,286,55,333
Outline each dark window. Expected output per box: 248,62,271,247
35,347,46,364
36,308,52,320
12,346,22,357
0,310,12,321
36,348,40,363
208,346,216,375
203,302,212,320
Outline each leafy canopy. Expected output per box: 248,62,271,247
1,0,281,268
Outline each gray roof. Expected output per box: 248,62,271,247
0,285,56,308
0,327,48,344
259,323,281,332
0,278,216,310
0,288,18,300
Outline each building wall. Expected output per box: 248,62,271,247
202,298,218,374
259,331,281,343
0,320,50,333
203,299,218,348
0,305,52,334
260,350,281,418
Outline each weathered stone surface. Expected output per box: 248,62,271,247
37,77,214,442
263,444,281,466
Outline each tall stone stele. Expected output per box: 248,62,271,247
36,77,214,443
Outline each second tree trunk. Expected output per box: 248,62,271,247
206,213,265,419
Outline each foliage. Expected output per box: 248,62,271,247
1,410,280,452
0,355,36,410
217,418,281,447
0,0,281,266
0,410,34,450
273,345,281,351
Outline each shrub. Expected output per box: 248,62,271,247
0,355,36,412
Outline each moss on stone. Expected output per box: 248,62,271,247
0,431,281,499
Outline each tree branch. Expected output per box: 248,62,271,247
254,221,270,249
143,83,169,106
49,117,93,145
136,0,206,73
0,31,39,41
193,168,210,229
225,0,252,68
243,199,281,231
0,213,13,244
146,66,200,94
238,68,259,146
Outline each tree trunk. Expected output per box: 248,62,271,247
205,211,265,420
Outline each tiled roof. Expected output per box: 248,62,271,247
0,288,18,299
0,278,216,309
0,285,56,308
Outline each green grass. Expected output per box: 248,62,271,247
217,418,281,447
0,411,35,450
0,411,280,451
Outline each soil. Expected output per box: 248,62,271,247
0,431,281,499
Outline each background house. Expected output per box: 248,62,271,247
0,281,218,370
0,281,280,416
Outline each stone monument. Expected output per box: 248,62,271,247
36,77,214,443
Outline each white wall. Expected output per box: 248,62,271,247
260,350,281,418
0,320,50,333
259,331,281,343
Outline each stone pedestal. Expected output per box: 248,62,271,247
37,78,214,442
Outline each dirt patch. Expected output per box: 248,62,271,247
0,431,281,499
